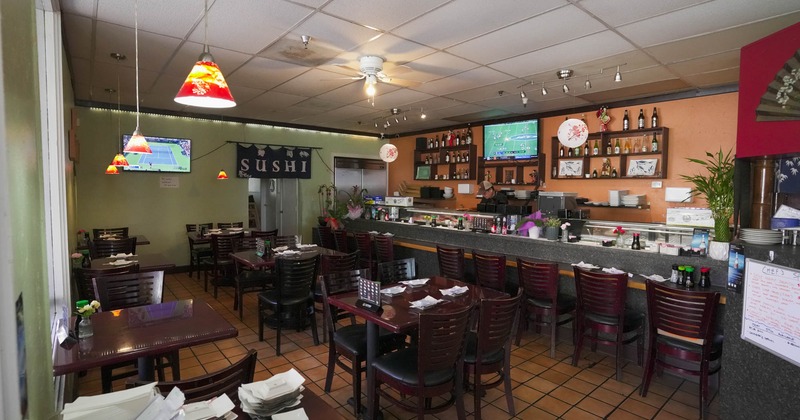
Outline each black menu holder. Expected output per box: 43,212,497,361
356,278,382,313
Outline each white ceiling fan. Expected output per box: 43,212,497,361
334,56,420,95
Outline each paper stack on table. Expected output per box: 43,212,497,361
239,368,306,419
61,383,163,420
400,278,429,287
410,295,443,309
440,286,469,296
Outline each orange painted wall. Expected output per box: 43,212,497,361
388,92,738,223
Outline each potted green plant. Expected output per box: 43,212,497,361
345,185,368,219
681,148,734,260
543,216,561,241
318,184,337,226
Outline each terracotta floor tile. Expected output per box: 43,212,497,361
662,399,700,419
620,397,660,418
671,389,701,408
512,384,545,404
654,409,687,419
576,396,615,418
534,394,572,417
563,377,598,395
550,385,585,405
562,406,602,420
517,405,558,420
551,361,583,376
589,386,626,406
601,377,638,396
202,358,231,373
539,368,571,384
607,408,649,420
576,369,608,385
531,354,559,367
629,388,669,408
196,351,226,364
518,360,549,375
526,376,560,394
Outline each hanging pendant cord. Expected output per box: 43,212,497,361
204,0,209,53
134,0,141,132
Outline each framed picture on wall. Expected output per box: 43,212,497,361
415,165,431,180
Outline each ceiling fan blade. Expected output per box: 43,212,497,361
381,76,421,88
382,62,412,75
321,75,365,81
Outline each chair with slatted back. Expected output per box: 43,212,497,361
572,267,645,381
371,304,473,419
333,229,350,253
374,235,395,264
257,254,320,355
472,250,506,292
92,227,129,239
464,289,523,420
186,223,213,279
316,250,360,342
74,265,139,302
641,281,722,418
251,229,277,238
232,236,275,320
516,259,576,356
377,258,416,285
207,232,244,297
320,268,406,417
138,349,257,408
89,237,138,259
92,270,178,393
437,246,465,281
271,235,297,248
315,226,336,249
216,222,243,229
354,232,376,278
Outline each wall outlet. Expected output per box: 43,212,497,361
651,181,663,188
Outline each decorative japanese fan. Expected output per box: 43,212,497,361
756,48,800,121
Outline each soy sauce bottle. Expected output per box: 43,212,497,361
699,267,711,288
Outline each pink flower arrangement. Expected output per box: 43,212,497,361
613,226,625,235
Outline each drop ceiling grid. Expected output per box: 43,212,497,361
320,0,450,32
226,56,310,91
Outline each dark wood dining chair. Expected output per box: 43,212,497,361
315,225,336,249
374,234,395,263
320,268,405,417
186,223,213,279
207,232,243,297
271,235,297,247
134,349,257,407
257,254,320,356
88,237,137,259
377,257,416,285
231,237,274,320
472,250,506,292
251,229,278,238
216,222,244,229
73,265,139,301
464,289,523,420
641,281,722,418
316,250,361,342
437,245,466,281
332,229,350,253
92,270,178,393
516,259,576,356
353,232,376,277
371,304,473,419
572,267,645,381
92,227,129,239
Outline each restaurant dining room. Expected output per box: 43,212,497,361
2,1,800,419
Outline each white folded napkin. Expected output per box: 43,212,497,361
383,232,395,237
110,253,135,258
239,368,305,402
368,231,379,235
381,286,406,296
410,295,443,309
276,250,300,256
572,261,600,270
440,285,469,296
642,274,668,282
273,246,289,252
602,267,634,277
107,259,137,266
272,408,309,420
400,278,429,287
296,244,317,249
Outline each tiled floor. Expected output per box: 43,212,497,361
77,272,720,419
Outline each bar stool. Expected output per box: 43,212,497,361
572,267,644,381
516,259,576,357
641,281,722,418
437,245,465,281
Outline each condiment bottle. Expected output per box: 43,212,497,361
670,264,679,283
631,233,641,250
685,266,695,288
677,266,686,286
699,267,711,288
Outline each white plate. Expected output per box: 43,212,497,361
742,238,782,245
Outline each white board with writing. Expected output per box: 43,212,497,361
742,258,800,367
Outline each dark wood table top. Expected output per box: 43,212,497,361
231,247,344,270
328,275,507,333
53,299,237,376
89,253,175,273
187,230,249,245
76,234,150,250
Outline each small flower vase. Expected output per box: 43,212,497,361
528,226,541,239
78,316,93,339
616,235,625,248
561,228,569,242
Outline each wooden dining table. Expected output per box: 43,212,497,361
89,253,175,273
76,234,151,250
230,246,344,270
53,299,237,381
187,229,249,246
327,276,507,420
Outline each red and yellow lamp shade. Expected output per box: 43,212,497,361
174,52,236,109
111,153,129,167
105,164,120,175
123,129,152,154
217,169,228,179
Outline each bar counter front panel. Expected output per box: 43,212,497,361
346,218,800,419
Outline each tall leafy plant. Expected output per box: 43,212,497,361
680,148,734,242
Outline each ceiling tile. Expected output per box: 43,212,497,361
579,0,706,27
164,42,252,78
271,68,358,96
446,5,607,64
321,0,448,31
400,52,479,83
243,90,308,111
225,56,309,90
680,68,740,87
332,34,436,66
290,13,383,53
96,0,202,38
94,21,181,73
62,14,94,60
667,51,741,77
61,0,97,16
414,67,513,96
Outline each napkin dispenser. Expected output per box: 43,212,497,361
357,278,382,313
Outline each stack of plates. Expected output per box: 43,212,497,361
621,194,646,207
740,228,783,245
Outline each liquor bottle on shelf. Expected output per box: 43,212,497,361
424,155,429,164
633,138,640,153
583,143,589,156
606,140,612,155
575,146,581,157
434,135,440,148
637,109,645,129
623,110,630,130
559,146,565,157
651,132,659,152
428,138,433,149
614,139,621,154
567,148,573,157
592,169,598,178
623,139,630,154
640,134,648,153
611,167,618,178
456,153,461,163
651,107,658,128
455,131,461,146
466,126,473,144
592,140,599,156
445,152,450,163
465,151,469,162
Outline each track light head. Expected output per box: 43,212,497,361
562,83,569,93
614,66,622,82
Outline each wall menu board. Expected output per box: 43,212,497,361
742,259,800,367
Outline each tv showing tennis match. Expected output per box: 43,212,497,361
483,119,539,160
122,135,191,173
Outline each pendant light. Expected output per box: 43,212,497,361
217,169,229,179
175,0,236,108
123,0,152,154
109,53,129,168
105,164,120,175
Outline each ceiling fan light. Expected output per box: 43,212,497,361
174,52,237,108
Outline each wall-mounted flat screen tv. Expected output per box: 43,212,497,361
483,119,539,160
122,135,191,173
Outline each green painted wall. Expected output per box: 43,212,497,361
1,0,55,418
75,108,382,266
